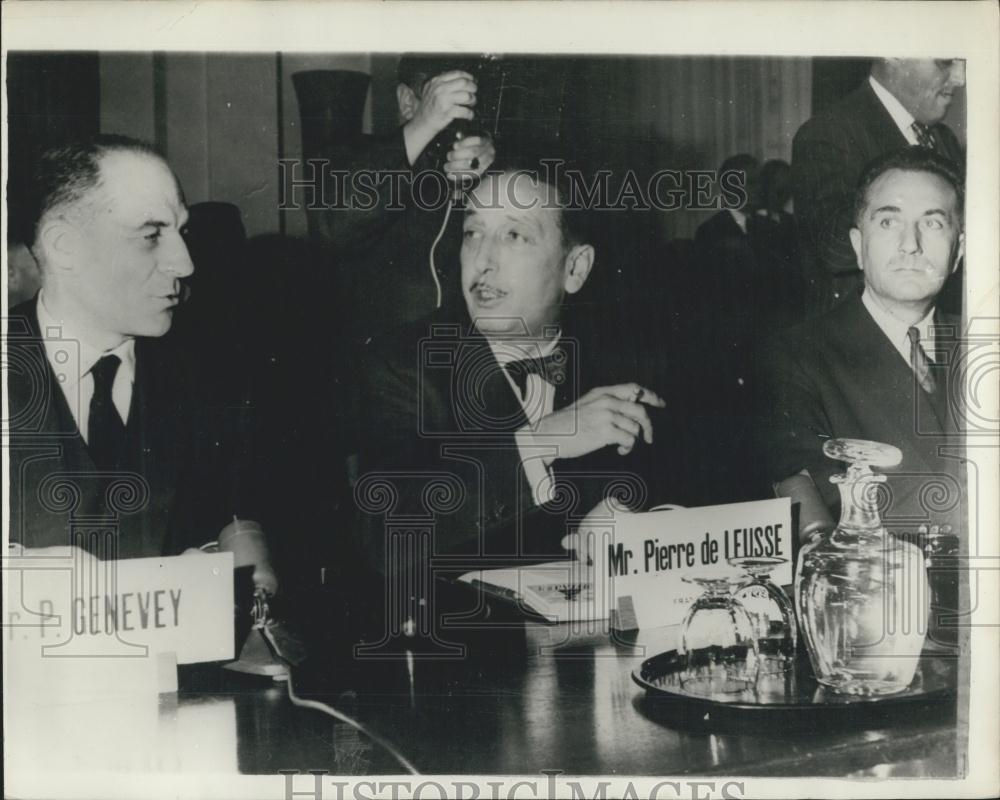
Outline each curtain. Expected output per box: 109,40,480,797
633,56,812,241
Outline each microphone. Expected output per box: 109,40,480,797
217,516,279,596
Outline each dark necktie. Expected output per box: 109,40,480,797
907,327,936,395
911,121,940,152
504,348,568,401
88,354,127,471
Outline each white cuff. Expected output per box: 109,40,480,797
514,427,557,507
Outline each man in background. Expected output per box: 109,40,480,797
793,58,965,316
318,53,497,343
693,154,803,501
6,136,276,591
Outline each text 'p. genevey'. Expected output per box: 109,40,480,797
71,590,183,635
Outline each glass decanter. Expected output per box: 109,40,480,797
795,439,930,696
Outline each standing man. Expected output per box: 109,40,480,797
317,54,497,342
6,136,276,590
760,147,966,541
792,58,965,315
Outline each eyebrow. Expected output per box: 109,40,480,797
869,205,951,218
135,213,188,231
464,209,545,233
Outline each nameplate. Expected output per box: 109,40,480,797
577,498,792,630
5,550,235,668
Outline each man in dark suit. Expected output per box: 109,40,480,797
760,147,966,541
6,136,276,589
316,54,497,343
356,161,670,587
793,58,965,316
693,155,804,502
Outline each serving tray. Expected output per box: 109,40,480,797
632,649,957,731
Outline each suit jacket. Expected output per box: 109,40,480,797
313,128,464,345
355,310,674,577
694,209,804,329
792,80,963,315
757,293,966,535
6,297,260,558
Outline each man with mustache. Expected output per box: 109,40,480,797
759,147,966,544
793,58,966,316
355,156,670,588
6,136,276,589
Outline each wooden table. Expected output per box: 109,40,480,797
8,619,961,786
249,619,961,778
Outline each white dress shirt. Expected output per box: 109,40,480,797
868,76,921,145
487,335,562,506
36,291,136,442
727,208,748,235
861,289,937,366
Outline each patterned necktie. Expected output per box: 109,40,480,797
911,121,940,152
88,354,127,470
907,327,937,395
504,348,568,401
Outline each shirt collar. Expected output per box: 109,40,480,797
869,75,918,141
37,290,136,389
862,288,936,355
727,208,748,234
486,331,562,367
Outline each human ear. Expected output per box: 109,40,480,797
953,231,965,274
396,84,419,122
849,227,864,272
37,219,82,273
563,244,595,295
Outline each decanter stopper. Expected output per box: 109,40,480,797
823,438,902,533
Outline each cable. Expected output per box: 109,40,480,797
259,624,421,776
428,197,453,310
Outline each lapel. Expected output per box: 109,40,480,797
833,296,943,470
926,310,959,433
930,123,963,164
442,314,587,432
448,321,530,435
130,336,183,516
854,81,911,155
12,297,92,452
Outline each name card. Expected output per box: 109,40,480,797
5,550,235,678
576,498,792,630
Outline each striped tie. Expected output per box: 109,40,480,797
907,327,936,395
911,121,939,152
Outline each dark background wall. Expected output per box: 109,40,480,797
7,52,813,242
6,51,969,245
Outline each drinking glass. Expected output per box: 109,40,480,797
678,575,759,696
728,556,797,675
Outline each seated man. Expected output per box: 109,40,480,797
759,147,966,542
6,136,276,590
356,156,669,581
